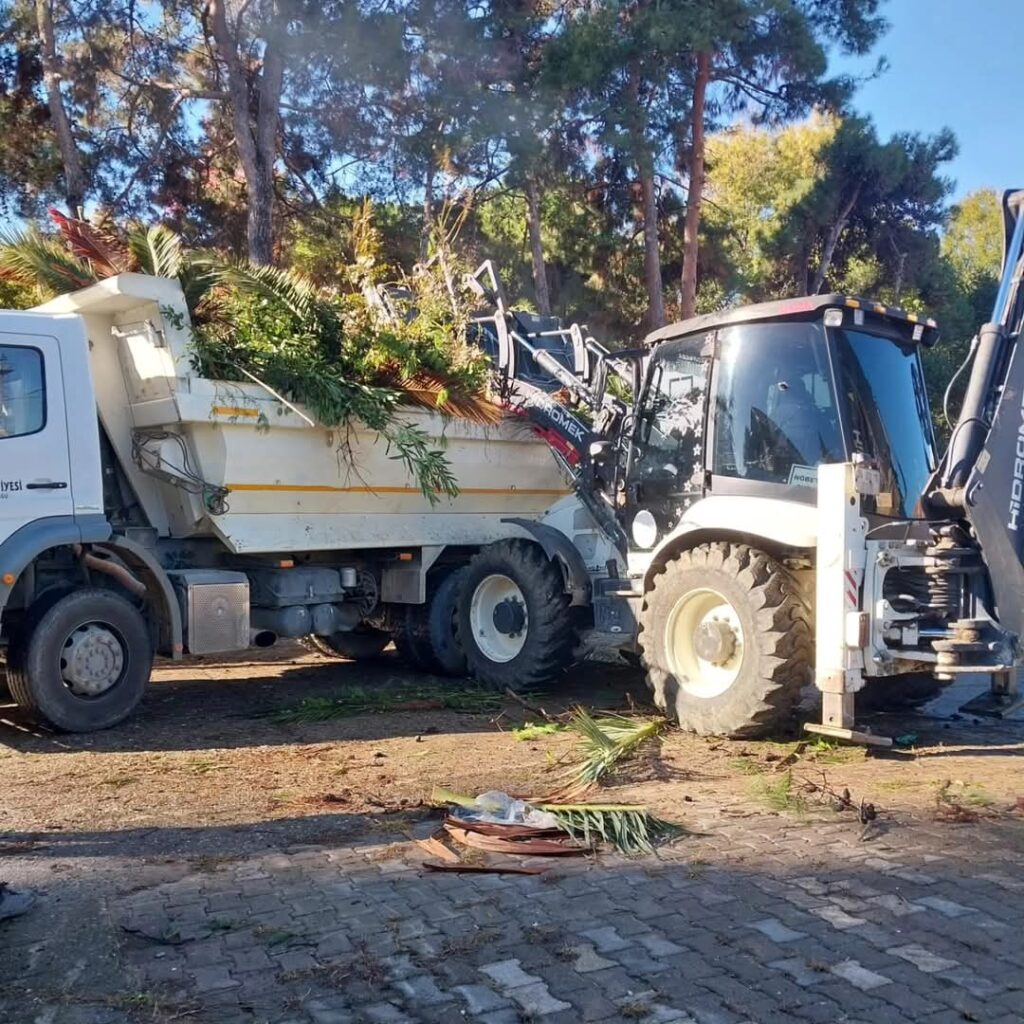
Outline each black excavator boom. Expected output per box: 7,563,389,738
936,189,1024,640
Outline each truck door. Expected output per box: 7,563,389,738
0,335,73,542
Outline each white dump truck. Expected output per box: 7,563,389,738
0,273,619,731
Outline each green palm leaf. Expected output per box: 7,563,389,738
565,708,668,788
0,228,99,296
128,224,183,278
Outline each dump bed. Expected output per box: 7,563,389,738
34,275,571,554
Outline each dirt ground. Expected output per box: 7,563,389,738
3,642,1023,854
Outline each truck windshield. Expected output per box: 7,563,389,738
829,327,936,517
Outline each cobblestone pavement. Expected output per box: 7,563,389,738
6,805,1024,1024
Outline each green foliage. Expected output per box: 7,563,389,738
269,685,505,722
539,802,684,857
512,722,567,741
565,709,667,787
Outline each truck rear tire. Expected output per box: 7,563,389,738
639,542,811,738
458,540,576,690
392,569,468,676
6,588,153,732
305,627,390,662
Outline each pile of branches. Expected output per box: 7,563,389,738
0,206,500,500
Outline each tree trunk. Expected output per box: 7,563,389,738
680,50,711,321
36,0,85,213
525,177,551,316
640,162,665,329
207,0,282,264
421,158,434,259
811,184,861,295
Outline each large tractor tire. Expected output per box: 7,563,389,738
305,626,390,662
458,540,576,690
6,588,153,732
639,542,812,738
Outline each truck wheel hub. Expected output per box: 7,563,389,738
469,574,529,664
693,620,736,665
665,588,745,699
492,597,526,637
60,624,125,697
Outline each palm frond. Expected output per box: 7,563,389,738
564,708,668,788
390,367,502,425
0,228,99,296
128,224,183,278
539,802,683,857
210,259,320,323
49,209,132,276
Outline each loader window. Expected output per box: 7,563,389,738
714,322,843,488
831,328,936,516
628,340,709,530
0,345,45,439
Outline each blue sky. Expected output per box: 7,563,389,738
834,0,1024,199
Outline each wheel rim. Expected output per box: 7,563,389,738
60,622,127,698
664,587,744,699
469,573,528,663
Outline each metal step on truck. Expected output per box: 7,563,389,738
5,189,1024,741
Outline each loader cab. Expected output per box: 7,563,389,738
622,297,939,551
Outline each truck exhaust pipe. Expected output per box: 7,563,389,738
249,629,277,648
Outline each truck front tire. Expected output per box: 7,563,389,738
639,542,811,737
6,588,153,732
458,540,576,690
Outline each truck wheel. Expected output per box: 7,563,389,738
391,604,438,672
639,543,811,738
428,568,468,677
6,588,152,732
305,627,390,662
392,569,468,676
458,540,576,690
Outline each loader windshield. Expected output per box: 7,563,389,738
830,327,936,517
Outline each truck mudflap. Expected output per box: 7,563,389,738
964,336,1024,642
0,514,111,619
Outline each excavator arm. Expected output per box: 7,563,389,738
932,190,1024,640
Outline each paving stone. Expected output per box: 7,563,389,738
566,944,617,973
579,925,634,952
507,982,572,1016
479,958,538,989
767,958,826,988
189,965,240,992
886,944,960,973
829,960,891,991
810,905,866,930
635,932,686,957
749,918,807,943
454,983,512,1014
361,1003,413,1023
867,894,925,917
915,896,976,918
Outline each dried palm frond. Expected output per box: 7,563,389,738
49,209,132,276
539,802,683,857
383,366,501,425
564,708,668,789
0,228,98,295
